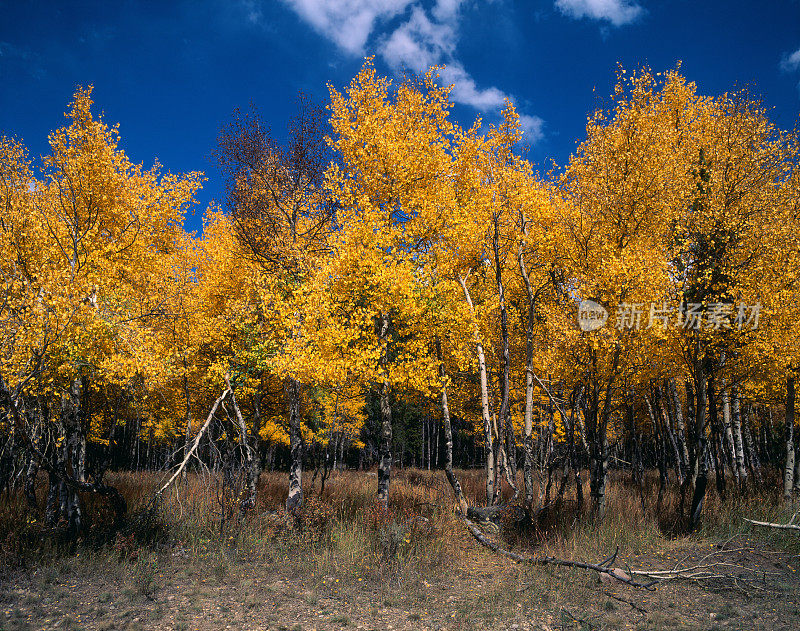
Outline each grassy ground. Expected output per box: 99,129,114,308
2,468,800,630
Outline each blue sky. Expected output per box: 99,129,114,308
2,0,799,235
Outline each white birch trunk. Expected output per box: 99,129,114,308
458,272,495,505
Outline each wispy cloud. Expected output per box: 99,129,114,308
781,46,800,96
280,0,544,143
0,41,34,62
780,46,800,73
555,0,644,27
0,41,46,80
241,0,265,25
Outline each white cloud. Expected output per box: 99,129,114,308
780,47,800,73
438,64,508,110
555,0,643,27
431,0,464,22
281,0,414,56
381,6,456,74
281,0,545,143
519,114,545,143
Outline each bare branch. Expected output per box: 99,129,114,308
153,388,230,500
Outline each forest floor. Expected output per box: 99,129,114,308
2,470,800,630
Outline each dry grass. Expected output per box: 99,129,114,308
2,467,800,630
3,466,800,575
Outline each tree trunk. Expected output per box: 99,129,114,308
437,338,468,515
587,383,605,520
670,378,690,477
59,377,85,534
742,402,761,482
763,406,774,473
645,391,668,503
422,417,428,471
707,377,726,500
181,358,192,484
588,349,618,521
720,379,739,484
657,385,683,486
784,375,795,500
332,433,339,472
24,453,39,509
689,449,709,532
458,272,495,505
434,422,440,469
570,386,584,510
517,237,536,511
730,386,747,484
590,425,609,520
44,467,60,526
285,377,303,512
794,445,800,494
492,212,515,485
547,381,556,487
537,392,555,509
628,389,645,511
686,380,697,484
688,372,708,531
657,420,668,505
576,408,590,455
376,311,393,508
492,413,517,502
225,376,258,513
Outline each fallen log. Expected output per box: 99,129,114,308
743,516,800,532
463,517,658,590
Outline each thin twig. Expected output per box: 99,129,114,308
603,591,648,614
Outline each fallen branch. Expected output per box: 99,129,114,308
464,517,529,563
628,546,775,592
463,517,658,590
464,505,781,594
744,516,800,532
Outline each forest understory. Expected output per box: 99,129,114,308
2,468,800,631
